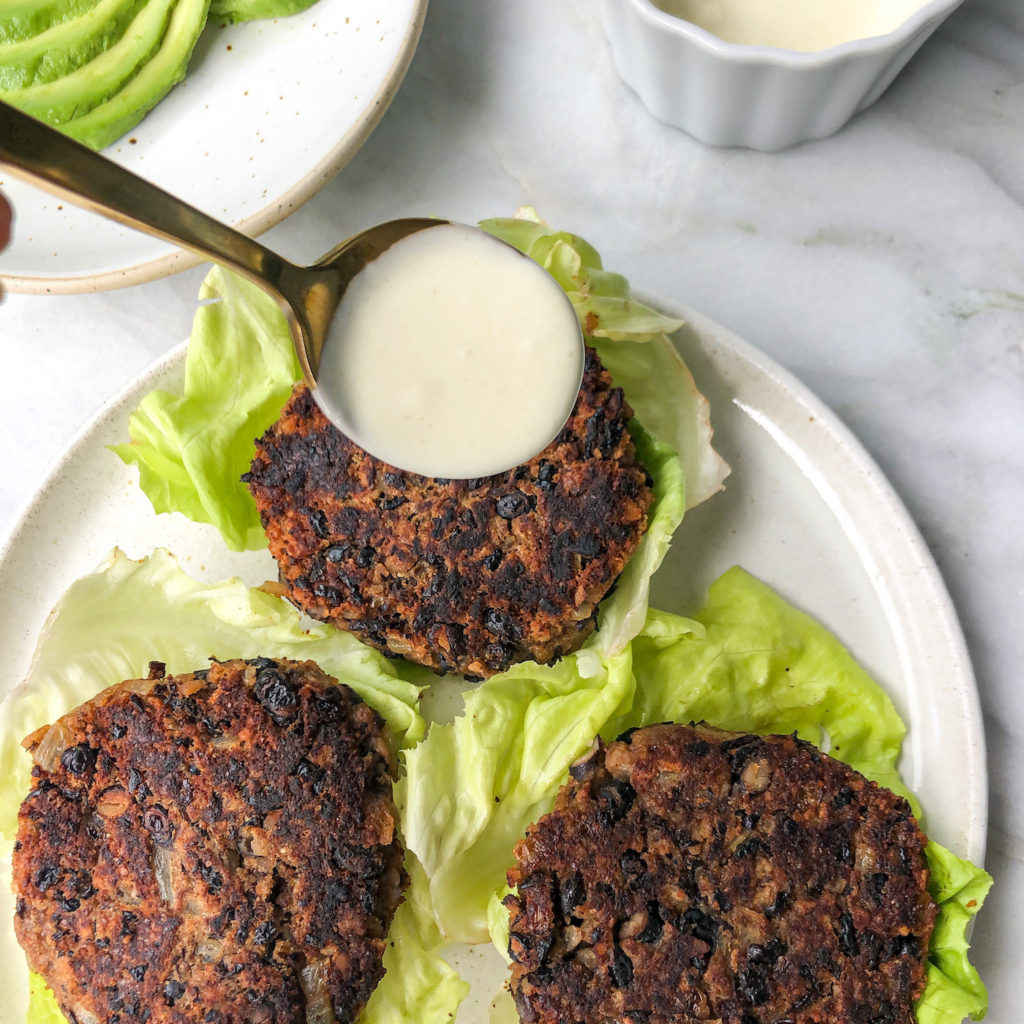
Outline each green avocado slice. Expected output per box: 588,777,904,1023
2,0,180,122
1,0,318,151
0,0,149,91
58,0,211,149
1,0,211,149
0,0,101,46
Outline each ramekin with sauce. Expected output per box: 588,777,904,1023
599,0,967,150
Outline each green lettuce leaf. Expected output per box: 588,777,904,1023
401,646,637,943
27,975,66,1024
476,212,684,343
363,856,470,1024
115,213,725,553
587,422,684,659
618,567,915,806
917,842,992,1024
111,267,300,551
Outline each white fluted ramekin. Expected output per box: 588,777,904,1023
598,0,966,150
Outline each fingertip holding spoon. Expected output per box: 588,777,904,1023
0,102,585,479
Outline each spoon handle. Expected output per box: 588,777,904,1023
0,102,300,293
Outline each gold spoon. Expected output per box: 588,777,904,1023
0,101,441,413
0,102,588,478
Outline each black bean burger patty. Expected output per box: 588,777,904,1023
243,348,653,679
504,723,936,1024
12,658,404,1024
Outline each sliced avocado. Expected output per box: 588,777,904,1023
1,0,321,151
2,0,182,122
59,0,210,149
0,0,149,91
209,0,316,25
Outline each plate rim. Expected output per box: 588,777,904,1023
0,0,429,296
0,295,988,870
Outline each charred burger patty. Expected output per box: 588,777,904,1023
12,657,403,1024
243,348,653,679
505,723,936,1024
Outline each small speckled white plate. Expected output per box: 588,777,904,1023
0,297,986,1020
0,0,427,294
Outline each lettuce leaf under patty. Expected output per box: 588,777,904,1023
917,841,992,1024
401,645,638,944
0,548,468,1024
363,856,470,1024
403,566,988,1021
587,422,684,660
110,268,300,552
26,975,66,1024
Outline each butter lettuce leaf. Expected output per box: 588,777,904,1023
363,856,470,1024
27,975,66,1024
401,646,637,944
620,567,914,805
476,213,684,343
588,423,684,659
917,842,992,1024
111,267,300,551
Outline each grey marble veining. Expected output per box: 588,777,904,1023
1,0,1021,1016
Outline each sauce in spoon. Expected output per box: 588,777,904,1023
315,223,584,479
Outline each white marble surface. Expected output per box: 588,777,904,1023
1,0,1021,1017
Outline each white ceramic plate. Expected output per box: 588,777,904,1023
0,0,427,294
0,296,986,1021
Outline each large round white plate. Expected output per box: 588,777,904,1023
0,0,427,294
0,296,986,1021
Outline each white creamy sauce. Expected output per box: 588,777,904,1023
654,0,927,51
316,223,584,479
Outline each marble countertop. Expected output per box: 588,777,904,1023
1,0,1020,1017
